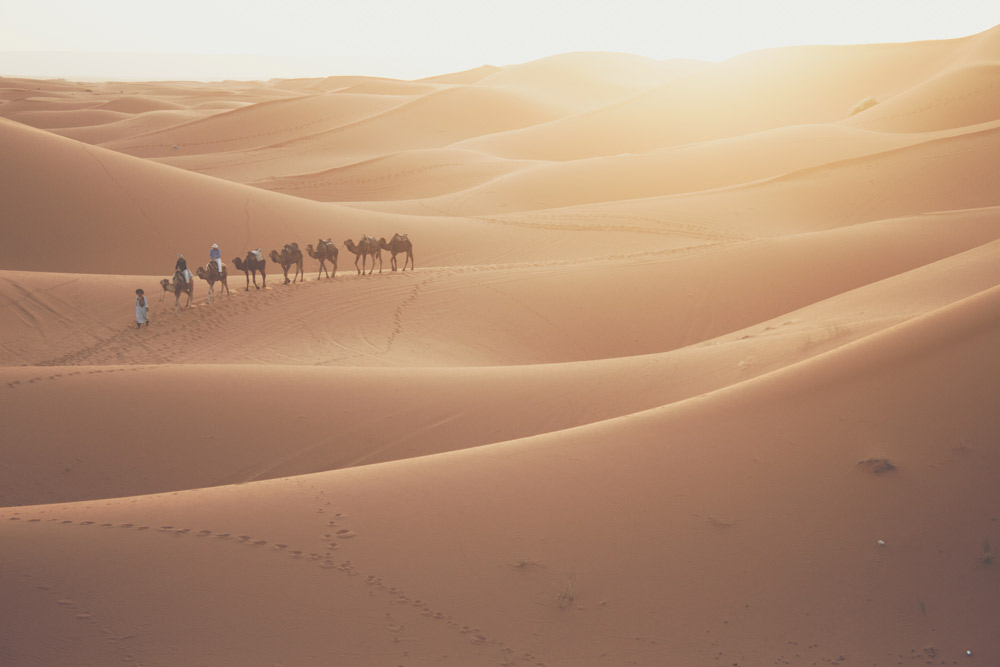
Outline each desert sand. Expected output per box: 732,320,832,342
2,25,999,667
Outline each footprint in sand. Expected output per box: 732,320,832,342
336,529,355,539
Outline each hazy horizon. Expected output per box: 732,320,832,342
2,0,998,81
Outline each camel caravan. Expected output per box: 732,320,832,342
159,235,413,313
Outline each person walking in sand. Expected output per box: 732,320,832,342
209,243,222,274
135,288,149,328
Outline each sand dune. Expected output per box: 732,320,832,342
152,83,578,183
417,64,502,85
251,147,531,202
93,95,188,113
395,123,949,216
2,282,997,666
2,26,1000,667
843,63,1000,132
0,117,415,275
476,51,708,109
453,36,976,160
102,91,412,158
4,107,130,129
52,109,214,144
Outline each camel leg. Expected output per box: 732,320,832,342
377,252,382,274
405,250,413,271
355,255,362,275
283,265,290,285
390,252,397,272
244,272,250,291
260,269,265,289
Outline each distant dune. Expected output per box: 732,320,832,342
2,25,999,667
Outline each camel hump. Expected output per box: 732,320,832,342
320,238,333,247
250,249,263,261
394,233,408,241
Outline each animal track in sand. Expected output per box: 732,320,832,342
37,588,123,656
5,366,155,390
5,508,538,662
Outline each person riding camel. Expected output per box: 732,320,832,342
175,253,192,287
209,243,222,275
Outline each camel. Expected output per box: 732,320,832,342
378,233,414,272
269,243,304,284
159,273,194,314
232,250,267,290
196,262,230,303
305,239,339,279
343,236,382,275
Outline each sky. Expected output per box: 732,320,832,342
1,0,997,80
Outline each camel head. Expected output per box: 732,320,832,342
306,244,316,256
196,266,208,280
377,237,390,249
343,238,356,252
269,249,282,263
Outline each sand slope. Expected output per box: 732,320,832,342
2,26,1000,667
